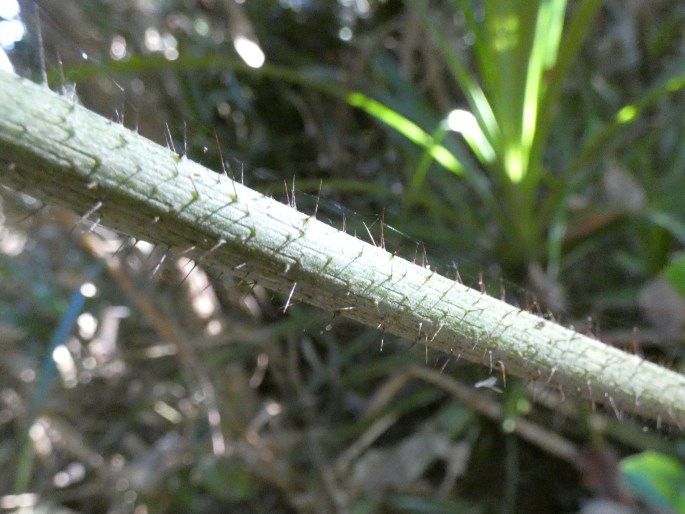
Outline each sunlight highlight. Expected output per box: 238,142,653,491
0,0,19,19
616,105,637,124
234,35,265,68
446,109,495,163
504,146,524,183
53,344,78,388
0,19,23,50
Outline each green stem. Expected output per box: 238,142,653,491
1,71,685,426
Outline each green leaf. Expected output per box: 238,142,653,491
662,254,685,301
529,0,602,186
519,0,567,181
649,211,685,246
407,0,500,158
620,451,685,512
346,92,464,174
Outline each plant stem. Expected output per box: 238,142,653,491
1,71,685,426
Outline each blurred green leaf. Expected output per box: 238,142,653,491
620,451,685,513
346,92,463,174
197,455,256,503
408,0,499,154
662,254,685,301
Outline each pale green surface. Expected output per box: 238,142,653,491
1,70,685,426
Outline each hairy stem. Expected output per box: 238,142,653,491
1,71,684,426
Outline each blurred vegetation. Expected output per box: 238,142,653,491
2,0,685,512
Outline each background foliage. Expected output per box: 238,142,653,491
2,0,685,512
